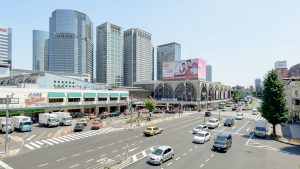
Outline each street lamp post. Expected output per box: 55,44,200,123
5,93,14,155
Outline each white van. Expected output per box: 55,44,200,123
254,120,267,138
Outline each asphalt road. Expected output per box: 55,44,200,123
1,110,299,169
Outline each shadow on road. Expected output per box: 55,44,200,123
280,146,300,156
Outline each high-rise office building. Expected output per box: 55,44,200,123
96,22,124,86
0,26,12,78
33,30,49,71
255,78,262,92
48,9,93,82
206,65,212,82
124,28,153,86
157,42,181,80
275,60,288,79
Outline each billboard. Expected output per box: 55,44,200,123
162,58,206,80
275,61,287,69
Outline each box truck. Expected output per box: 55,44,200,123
254,120,268,138
52,112,72,126
39,113,59,127
11,116,32,132
0,117,13,133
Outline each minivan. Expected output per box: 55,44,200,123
213,132,232,152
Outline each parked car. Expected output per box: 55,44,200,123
88,114,97,119
91,121,102,130
165,110,176,114
213,132,232,152
79,118,88,126
74,123,84,132
192,124,208,134
153,109,163,114
147,145,174,165
224,118,234,127
206,118,219,129
143,126,163,136
109,111,121,117
205,112,212,117
193,131,211,144
235,113,244,120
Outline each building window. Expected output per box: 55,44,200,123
54,80,56,83
68,98,81,102
49,98,63,103
58,81,60,83
296,90,299,97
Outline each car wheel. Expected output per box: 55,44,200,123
171,154,174,159
159,160,163,165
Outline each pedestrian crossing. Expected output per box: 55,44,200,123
24,127,123,150
243,113,265,121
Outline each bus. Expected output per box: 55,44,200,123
218,103,226,109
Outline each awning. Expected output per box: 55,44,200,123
120,93,129,97
110,93,120,98
98,93,109,98
67,93,82,98
48,92,65,98
84,93,96,98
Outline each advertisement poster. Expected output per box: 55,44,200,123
162,58,206,80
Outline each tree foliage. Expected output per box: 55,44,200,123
144,97,156,112
261,70,289,136
232,90,243,103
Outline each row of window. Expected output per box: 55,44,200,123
48,97,126,103
54,80,75,84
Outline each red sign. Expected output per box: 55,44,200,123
0,28,7,32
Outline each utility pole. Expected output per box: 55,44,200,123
5,95,9,155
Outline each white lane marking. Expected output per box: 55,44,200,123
246,127,250,131
194,145,198,149
86,159,94,163
189,149,193,152
57,157,66,162
41,140,54,146
38,163,48,167
200,164,204,168
129,147,140,152
112,150,119,153
116,155,121,158
25,144,35,150
52,138,65,143
99,154,107,158
131,143,136,146
72,153,80,157
47,138,60,144
86,149,93,153
57,137,70,142
26,135,36,141
182,153,187,156
175,157,181,160
69,164,79,168
232,126,237,129
108,143,114,146
234,121,249,134
245,133,254,145
206,158,209,162
97,146,104,149
0,160,13,169
211,154,214,158
35,141,44,145
167,162,173,166
61,136,75,141
142,151,147,157
132,155,137,162
30,142,41,148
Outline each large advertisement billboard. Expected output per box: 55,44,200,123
162,58,206,80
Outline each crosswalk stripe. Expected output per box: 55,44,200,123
30,142,41,148
41,140,54,145
62,136,75,140
52,138,65,143
25,144,35,150
57,137,70,142
244,114,251,118
64,135,81,140
47,138,60,144
35,141,44,145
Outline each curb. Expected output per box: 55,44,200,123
270,135,300,146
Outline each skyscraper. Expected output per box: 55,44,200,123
0,26,12,78
255,78,262,92
124,28,153,86
206,65,212,82
33,30,49,71
157,42,181,80
275,60,288,79
96,22,124,86
48,9,93,82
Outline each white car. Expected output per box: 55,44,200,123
148,145,174,165
192,125,208,134
206,118,219,129
193,131,211,144
252,109,258,115
235,113,244,120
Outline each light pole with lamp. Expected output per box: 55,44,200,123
5,93,14,155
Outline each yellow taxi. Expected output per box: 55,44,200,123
79,118,88,126
143,126,163,136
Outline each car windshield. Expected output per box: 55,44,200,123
237,113,243,116
23,121,32,125
256,127,266,131
225,119,232,123
209,119,216,123
146,128,153,130
196,133,205,137
152,148,163,155
195,126,203,129
64,117,72,121
75,124,82,127
216,136,227,142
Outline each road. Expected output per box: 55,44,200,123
0,110,299,169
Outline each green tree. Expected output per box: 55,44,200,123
232,90,243,103
144,97,156,112
261,70,289,136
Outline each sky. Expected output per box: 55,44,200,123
1,0,299,87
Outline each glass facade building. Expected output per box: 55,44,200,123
157,42,181,80
96,22,123,86
33,30,49,71
48,9,93,82
0,26,12,78
124,28,153,86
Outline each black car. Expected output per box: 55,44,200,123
232,107,237,111
213,132,232,152
74,123,85,132
165,110,175,114
224,118,234,127
109,111,121,117
205,112,212,117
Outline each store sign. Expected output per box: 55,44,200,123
25,92,45,105
0,26,8,35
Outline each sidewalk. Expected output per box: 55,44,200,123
274,123,300,146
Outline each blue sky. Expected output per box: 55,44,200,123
1,0,299,87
